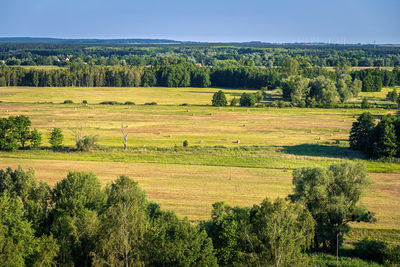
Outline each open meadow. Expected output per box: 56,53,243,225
1,86,400,237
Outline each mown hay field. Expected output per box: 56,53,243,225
0,86,399,231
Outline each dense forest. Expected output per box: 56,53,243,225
1,43,400,67
1,163,398,266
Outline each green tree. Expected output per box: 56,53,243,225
281,76,310,103
146,206,218,266
0,117,18,151
0,167,51,234
0,193,36,266
30,128,42,149
370,115,398,158
49,128,63,150
386,88,398,102
50,171,106,266
282,58,299,77
248,198,315,267
309,76,339,108
212,90,227,106
361,97,371,109
11,115,32,149
289,162,374,253
349,112,375,153
92,176,148,266
240,92,256,107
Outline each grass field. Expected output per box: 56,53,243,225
0,86,399,234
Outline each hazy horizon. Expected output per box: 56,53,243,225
1,0,399,44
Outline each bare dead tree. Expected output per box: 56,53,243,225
121,122,128,151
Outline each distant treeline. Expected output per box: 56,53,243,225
1,42,400,67
1,63,400,93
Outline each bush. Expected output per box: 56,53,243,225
76,135,98,152
63,100,74,104
124,101,135,105
239,93,255,107
212,90,227,106
183,140,188,147
99,101,121,105
230,97,239,106
384,244,400,265
82,100,88,104
353,238,387,263
144,102,157,105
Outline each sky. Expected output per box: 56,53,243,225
1,0,399,44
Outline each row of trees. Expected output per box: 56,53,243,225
350,113,400,158
0,162,380,266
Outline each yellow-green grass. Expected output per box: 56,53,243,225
1,101,394,148
0,86,399,232
0,86,253,105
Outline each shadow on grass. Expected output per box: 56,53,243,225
281,144,366,160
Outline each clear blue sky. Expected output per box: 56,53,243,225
1,0,399,44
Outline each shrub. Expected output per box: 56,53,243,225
212,90,227,106
144,102,157,105
353,238,387,263
63,100,74,104
384,244,400,265
82,100,88,104
239,93,255,107
230,97,239,106
76,135,98,152
124,101,135,105
183,140,188,147
100,101,121,105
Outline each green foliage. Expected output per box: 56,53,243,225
386,88,398,102
124,101,135,105
183,140,188,147
309,76,339,108
82,100,88,104
371,115,398,158
240,92,256,107
146,206,218,266
361,97,370,109
50,171,106,265
92,176,148,266
203,198,315,266
349,112,375,153
290,162,374,252
0,116,40,150
212,90,227,106
63,100,74,104
49,128,63,150
30,128,42,149
230,97,239,106
144,101,158,105
76,135,98,152
353,238,387,263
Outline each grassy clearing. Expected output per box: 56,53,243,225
0,86,399,232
